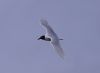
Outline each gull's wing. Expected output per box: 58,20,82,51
51,39,64,59
40,19,58,38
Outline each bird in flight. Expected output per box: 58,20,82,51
38,19,64,59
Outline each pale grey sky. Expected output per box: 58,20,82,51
0,0,100,73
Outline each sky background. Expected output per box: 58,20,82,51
0,0,100,73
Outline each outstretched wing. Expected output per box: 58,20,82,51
40,19,58,38
51,40,64,59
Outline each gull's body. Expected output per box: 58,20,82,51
38,19,64,58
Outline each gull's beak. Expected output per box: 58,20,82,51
37,37,40,40
37,38,40,40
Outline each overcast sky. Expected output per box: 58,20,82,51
0,0,100,73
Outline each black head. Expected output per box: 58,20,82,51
38,35,45,40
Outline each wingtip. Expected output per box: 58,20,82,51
60,53,64,59
40,19,48,25
57,50,64,59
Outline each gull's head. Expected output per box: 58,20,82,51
38,35,45,40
